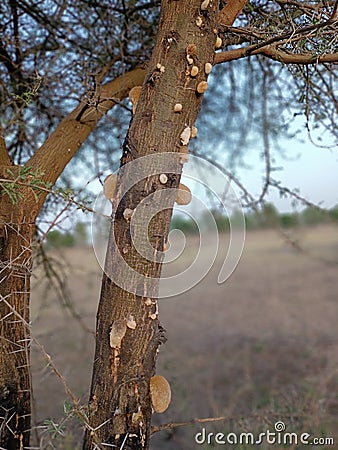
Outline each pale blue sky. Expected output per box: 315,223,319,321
87,137,338,218
237,138,338,212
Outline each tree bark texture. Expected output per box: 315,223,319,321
83,1,218,449
0,167,38,449
0,68,146,450
28,67,147,199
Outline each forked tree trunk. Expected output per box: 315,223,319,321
0,68,146,450
83,1,218,449
0,168,38,449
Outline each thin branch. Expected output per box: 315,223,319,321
223,17,336,46
216,18,338,65
26,66,146,214
332,0,338,19
0,293,106,446
151,412,305,435
276,0,333,20
214,43,338,65
0,294,80,408
151,416,230,435
36,241,95,335
269,178,333,212
0,36,27,94
0,177,111,220
257,64,271,202
190,149,259,211
259,47,338,64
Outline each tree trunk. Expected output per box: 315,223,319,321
0,67,146,450
0,50,145,450
83,1,218,449
0,167,38,449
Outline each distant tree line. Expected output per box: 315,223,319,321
46,203,338,248
171,203,338,234
46,221,89,248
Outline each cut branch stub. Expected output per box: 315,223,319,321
205,62,213,74
110,319,127,348
103,173,117,201
180,126,191,145
129,86,142,114
200,0,210,11
196,81,209,94
175,183,192,205
150,375,171,413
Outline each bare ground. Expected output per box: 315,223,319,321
30,225,338,449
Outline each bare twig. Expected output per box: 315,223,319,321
215,44,338,65
36,245,95,335
257,62,271,203
0,292,110,448
151,412,306,435
0,177,107,217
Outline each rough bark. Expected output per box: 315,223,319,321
28,67,147,210
219,0,247,26
83,1,218,449
0,167,37,449
0,136,11,166
0,68,146,449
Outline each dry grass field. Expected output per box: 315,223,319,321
30,225,338,449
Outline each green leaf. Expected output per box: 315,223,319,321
63,400,72,415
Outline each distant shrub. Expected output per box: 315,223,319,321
170,216,198,234
213,211,230,232
243,212,259,230
74,221,89,246
260,203,279,228
279,213,299,228
329,205,338,222
229,209,245,230
301,206,329,225
46,230,75,248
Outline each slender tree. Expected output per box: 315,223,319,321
0,0,337,448
77,1,338,448
83,0,220,447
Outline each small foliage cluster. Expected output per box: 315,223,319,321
0,166,52,204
